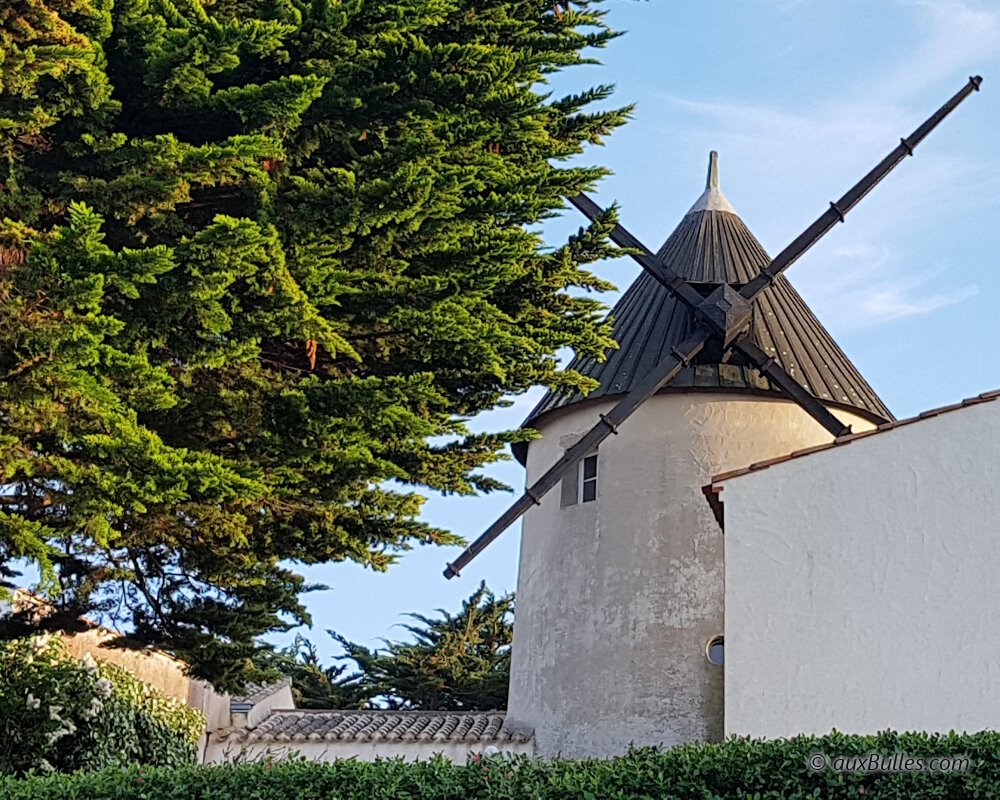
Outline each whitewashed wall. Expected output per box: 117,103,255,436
722,396,1000,739
203,738,533,765
507,392,873,758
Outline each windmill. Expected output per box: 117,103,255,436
437,76,983,758
444,75,982,581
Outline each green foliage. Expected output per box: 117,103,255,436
333,581,514,710
0,0,630,688
254,634,369,711
5,732,1000,798
261,582,514,709
88,661,205,765
0,633,202,776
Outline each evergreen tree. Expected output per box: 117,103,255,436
0,0,628,688
256,634,369,710
263,583,514,710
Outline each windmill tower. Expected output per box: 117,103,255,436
505,154,889,757
442,77,982,758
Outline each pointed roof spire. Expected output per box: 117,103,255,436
707,149,721,190
685,150,736,215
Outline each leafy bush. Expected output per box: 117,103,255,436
4,731,1000,798
0,634,203,776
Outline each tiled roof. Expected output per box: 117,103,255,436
214,709,528,744
706,388,1000,487
229,678,291,707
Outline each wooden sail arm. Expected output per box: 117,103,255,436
568,193,708,316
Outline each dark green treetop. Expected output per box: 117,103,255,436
0,0,628,688
261,582,514,710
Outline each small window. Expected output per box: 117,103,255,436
580,454,598,503
706,635,724,666
560,449,598,508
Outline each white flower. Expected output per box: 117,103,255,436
81,697,103,719
25,694,40,710
45,728,70,745
80,653,99,675
95,678,113,698
48,704,63,721
31,633,52,653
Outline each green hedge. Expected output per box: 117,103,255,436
5,731,1000,799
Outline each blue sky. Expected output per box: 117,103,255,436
281,0,1000,658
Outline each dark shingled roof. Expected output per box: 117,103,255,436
515,154,892,464
213,710,528,744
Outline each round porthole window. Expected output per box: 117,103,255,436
706,635,724,666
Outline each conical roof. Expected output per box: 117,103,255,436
516,153,892,463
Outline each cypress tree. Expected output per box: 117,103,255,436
331,582,515,710
261,583,514,710
0,0,629,688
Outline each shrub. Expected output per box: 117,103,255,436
0,633,203,776
4,731,1000,798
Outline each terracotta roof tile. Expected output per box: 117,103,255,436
213,710,529,744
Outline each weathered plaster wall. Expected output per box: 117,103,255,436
61,628,192,700
202,738,534,765
189,680,233,733
722,398,1000,739
246,685,295,729
506,392,874,758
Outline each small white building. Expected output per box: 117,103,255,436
205,694,532,763
707,389,1000,740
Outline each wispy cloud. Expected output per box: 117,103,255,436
792,243,979,329
872,0,1000,101
859,279,978,324
634,0,998,331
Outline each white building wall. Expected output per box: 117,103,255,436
722,396,1000,739
202,738,533,765
506,392,874,758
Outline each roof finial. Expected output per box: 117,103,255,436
686,150,736,215
706,151,720,191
